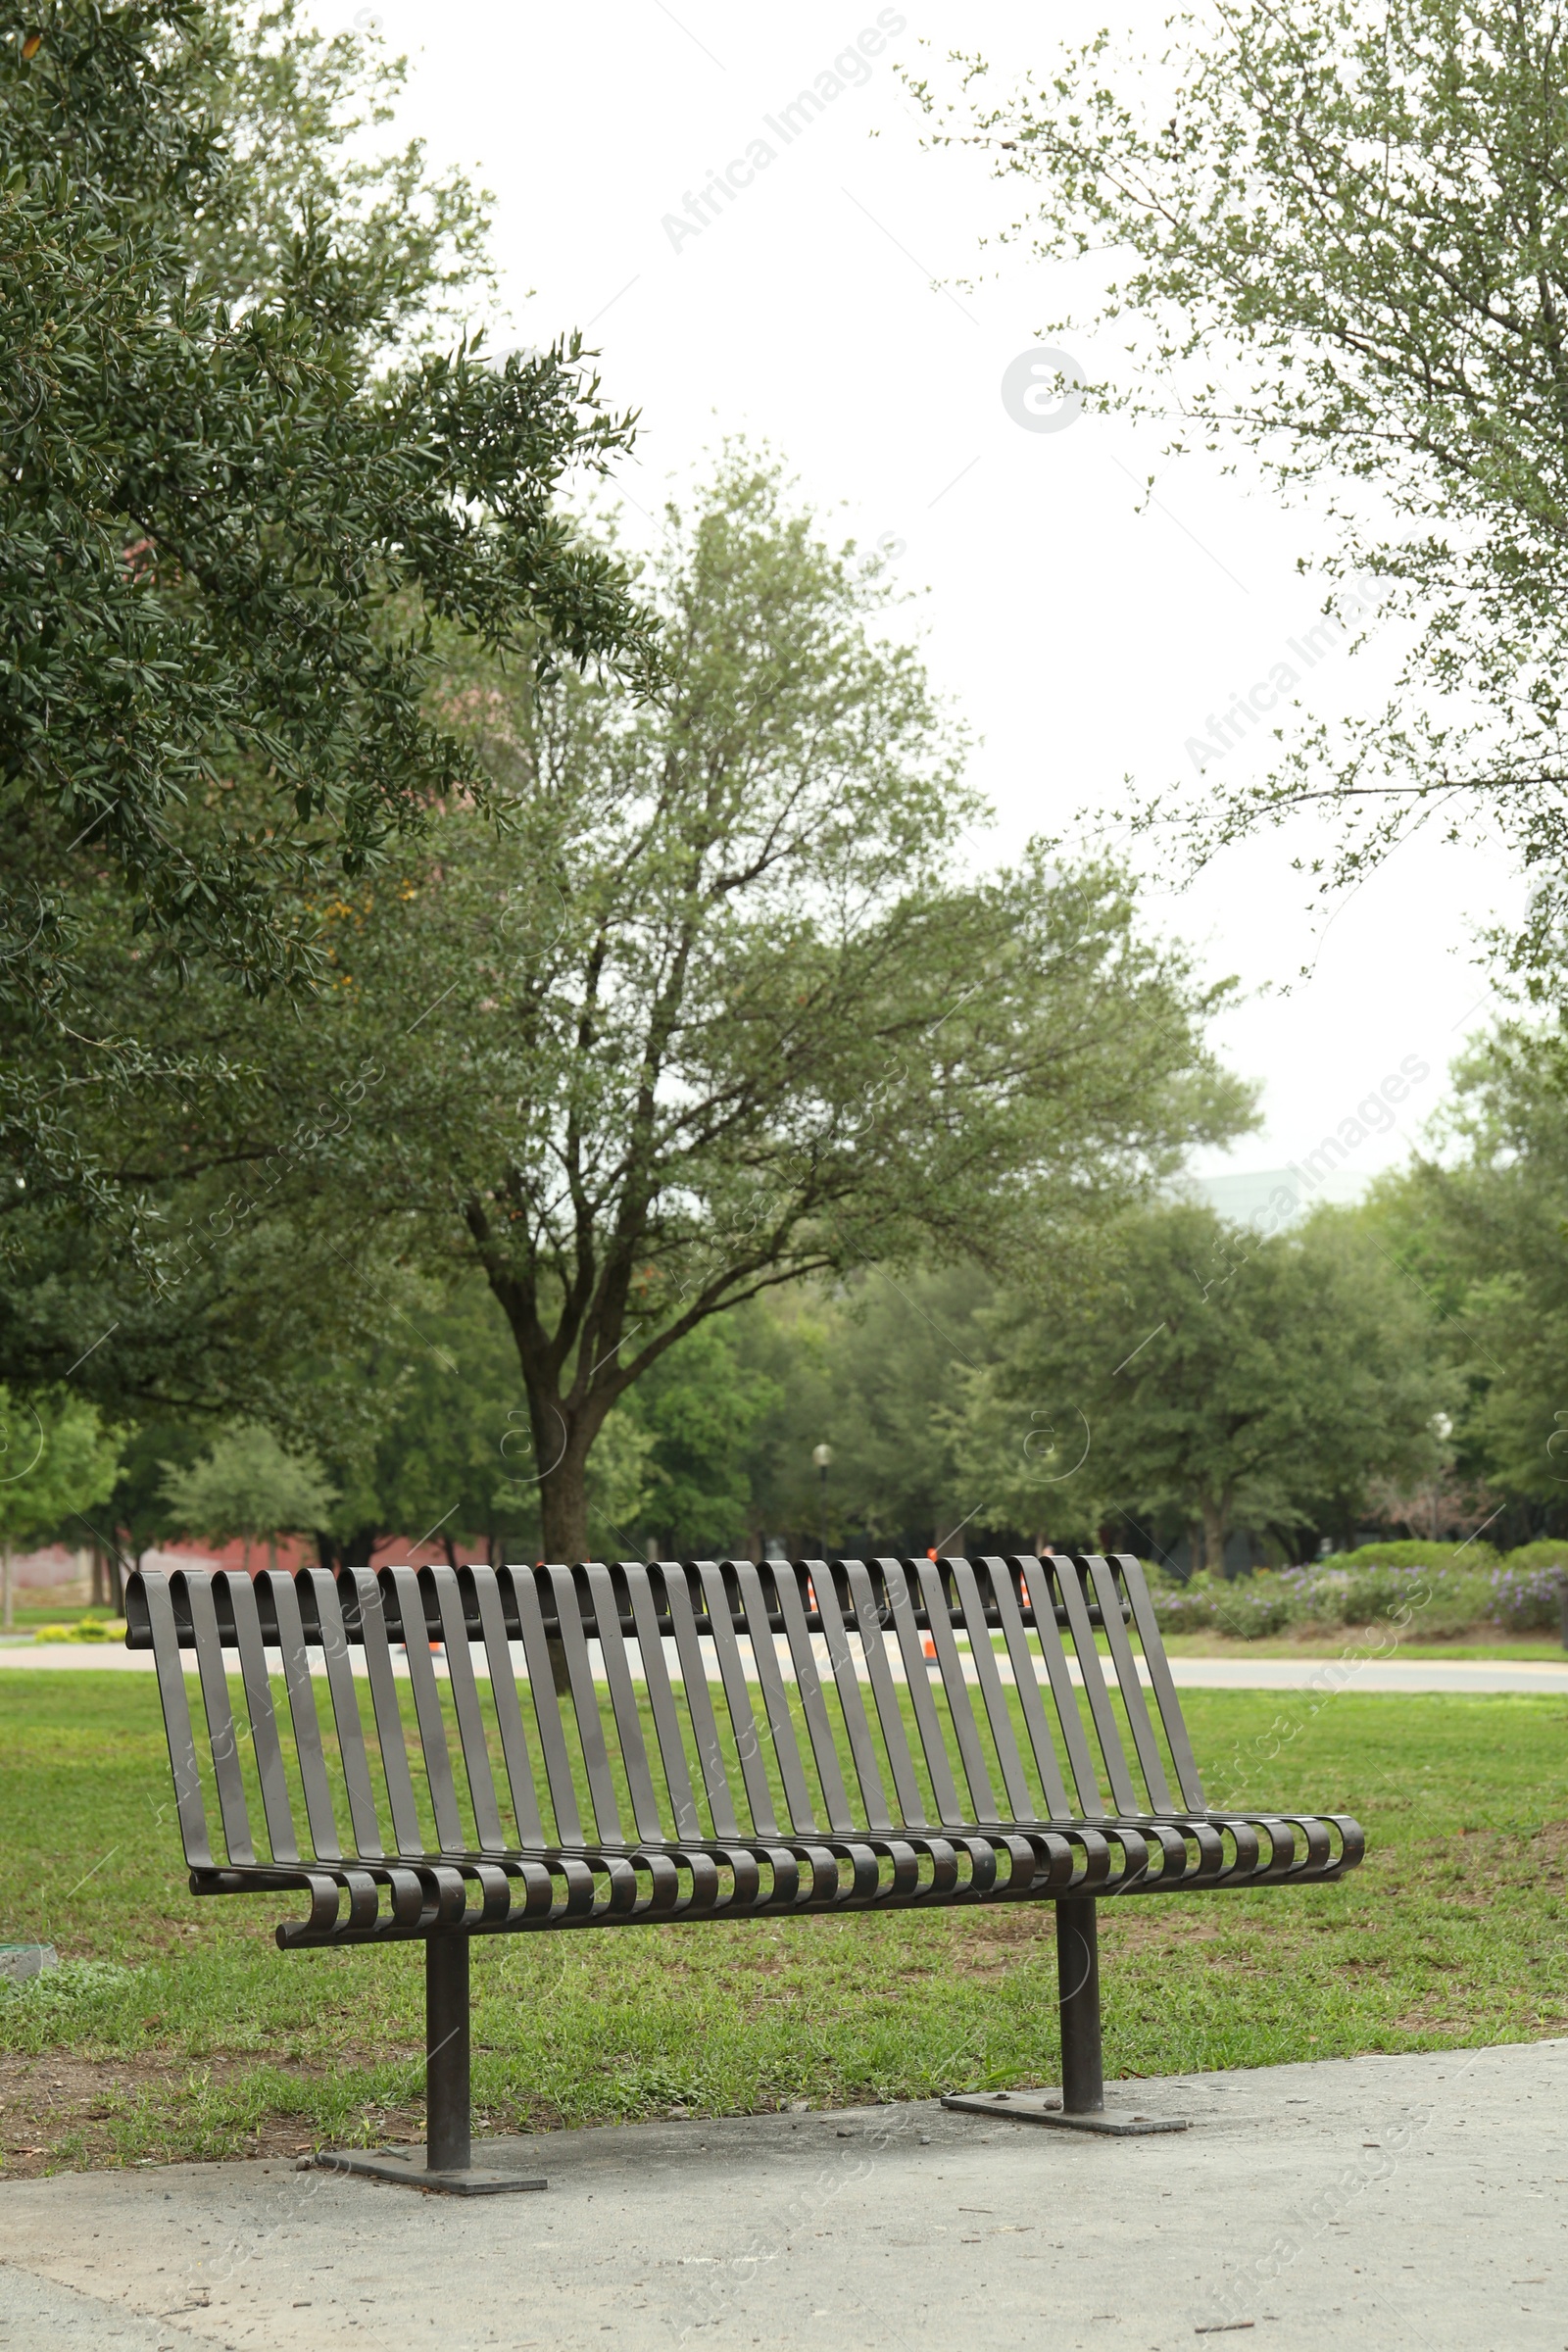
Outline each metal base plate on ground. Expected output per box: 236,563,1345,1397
306,2146,547,2194
942,2090,1190,2136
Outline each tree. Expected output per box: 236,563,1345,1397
161,1422,335,1572
727,1267,1000,1557
176,1,496,350
310,1273,532,1569
620,1319,779,1559
913,1,1568,976
0,1387,123,1627
250,456,1251,1559
956,1201,1449,1571
108,1417,207,1569
1370,1019,1568,1513
2,0,654,1224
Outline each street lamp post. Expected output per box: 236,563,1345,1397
811,1444,833,1557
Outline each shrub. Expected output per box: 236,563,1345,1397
1146,1572,1294,1638
1312,1540,1500,1574
1498,1540,1568,1575
1141,1544,1567,1641
1145,1577,1216,1635
1208,1576,1296,1639
1358,1566,1486,1628
1288,1561,1486,1637
1488,1560,1566,1633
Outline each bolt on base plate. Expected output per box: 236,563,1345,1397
942,2089,1190,2136
303,2146,547,2194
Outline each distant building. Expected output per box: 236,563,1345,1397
1181,1163,1370,1230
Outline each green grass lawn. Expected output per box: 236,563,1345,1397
0,1669,1564,2177
0,1603,122,1635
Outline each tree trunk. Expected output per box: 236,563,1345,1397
538,1438,592,1565
536,1439,596,1696
1200,1500,1229,1578
316,1527,384,1572
1,1544,11,1633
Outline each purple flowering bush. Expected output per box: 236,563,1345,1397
1488,1561,1566,1632
1142,1548,1566,1638
1146,1573,1294,1637
1303,1562,1490,1632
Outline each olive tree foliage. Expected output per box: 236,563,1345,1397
1,0,653,1229
261,458,1253,1559
176,1,496,347
909,2,1568,975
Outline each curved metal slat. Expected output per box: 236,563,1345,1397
774,1563,857,1835
545,1567,622,1844
813,1563,893,1834
1113,1551,1208,1812
980,1556,1073,1820
348,1568,423,1856
586,1565,665,1843
426,1567,505,1852
1054,1556,1143,1819
948,1557,1033,1822
139,1573,213,1870
501,1567,583,1844
1015,1555,1105,1817
183,1574,254,1867
1085,1555,1178,1814
259,1570,340,1863
386,1568,465,1851
732,1560,817,1837
843,1559,928,1830
656,1563,741,1839
223,1571,299,1864
696,1561,778,1838
303,1567,383,1859
878,1558,965,1826
467,1567,546,1847
913,1556,999,1823
625,1566,705,1841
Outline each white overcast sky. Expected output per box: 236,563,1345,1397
316,0,1525,1184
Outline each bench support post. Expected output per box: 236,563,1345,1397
1055,1896,1103,2115
426,1933,470,2174
304,1935,547,2193
940,1890,1184,2135
941,1891,1188,2134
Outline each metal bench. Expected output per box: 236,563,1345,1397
126,1552,1362,2192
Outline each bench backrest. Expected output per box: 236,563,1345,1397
125,1554,1208,1872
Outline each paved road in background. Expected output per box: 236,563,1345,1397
3,1642,1566,1692
1168,1654,1568,1693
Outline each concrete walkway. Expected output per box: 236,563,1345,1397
0,2041,1562,2349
